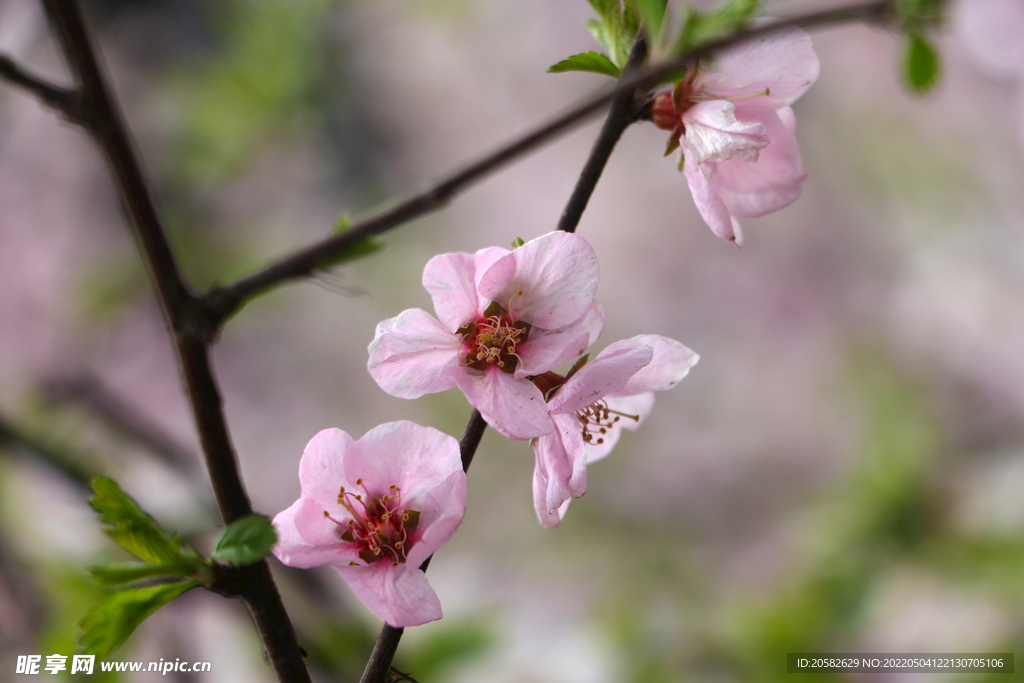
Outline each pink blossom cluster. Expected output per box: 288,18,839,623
271,27,822,629
367,231,700,521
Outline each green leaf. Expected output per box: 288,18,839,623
315,214,383,269
316,237,383,269
586,19,614,57
584,0,637,68
587,0,622,24
675,0,760,52
510,237,525,249
78,581,196,659
210,514,277,566
627,0,667,39
87,563,200,587
549,52,621,77
90,477,205,570
903,33,940,94
332,214,352,233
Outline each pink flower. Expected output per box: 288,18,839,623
272,422,467,627
530,335,699,527
651,26,820,245
368,231,604,440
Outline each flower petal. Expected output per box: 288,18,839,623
609,335,699,396
472,246,514,296
345,421,463,502
532,462,563,529
422,252,483,333
532,413,587,527
699,26,820,105
367,308,463,399
335,563,443,627
292,495,356,549
683,149,743,245
583,392,656,464
532,450,565,532
478,232,600,330
455,369,552,439
272,499,359,568
547,343,654,415
298,428,356,504
682,100,769,164
706,104,808,218
515,302,605,378
404,470,468,568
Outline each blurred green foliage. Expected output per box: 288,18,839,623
394,617,495,679
173,0,335,186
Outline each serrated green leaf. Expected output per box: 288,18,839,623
627,0,667,39
584,0,637,68
88,563,200,587
676,0,760,52
210,514,277,566
90,477,205,570
903,33,940,94
586,19,614,57
587,0,621,24
549,52,621,77
78,581,196,658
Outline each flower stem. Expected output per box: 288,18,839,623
557,37,648,234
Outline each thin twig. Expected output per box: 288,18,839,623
0,53,81,120
358,410,489,683
36,2,310,680
557,37,648,233
202,0,894,326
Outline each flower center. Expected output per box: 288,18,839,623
324,479,420,567
576,400,640,445
458,301,530,374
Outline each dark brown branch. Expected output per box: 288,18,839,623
0,54,81,120
36,2,310,681
202,0,894,326
557,37,648,233
358,410,489,683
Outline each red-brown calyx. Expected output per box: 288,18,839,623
652,66,702,157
